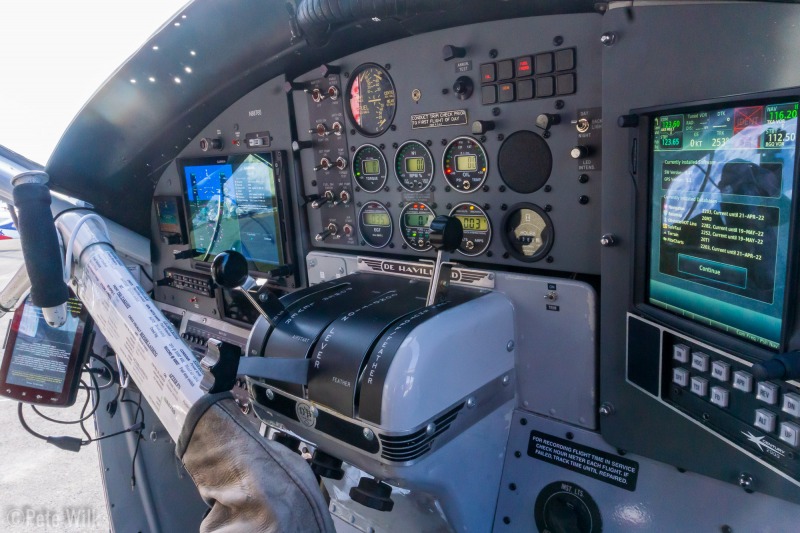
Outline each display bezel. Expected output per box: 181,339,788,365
177,151,294,277
0,296,93,406
632,89,800,356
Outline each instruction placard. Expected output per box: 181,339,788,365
528,430,639,491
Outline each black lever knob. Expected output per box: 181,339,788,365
284,80,307,93
536,113,561,131
472,120,496,135
349,478,394,512
452,76,474,100
429,215,463,253
211,250,249,289
442,45,467,61
292,140,313,151
318,64,342,77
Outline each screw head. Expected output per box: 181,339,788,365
265,388,275,400
466,397,477,408
506,341,515,352
599,402,615,416
363,427,375,440
738,472,754,492
601,32,618,46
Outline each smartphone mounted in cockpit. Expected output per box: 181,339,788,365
0,295,93,406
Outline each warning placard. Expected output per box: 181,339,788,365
528,430,639,491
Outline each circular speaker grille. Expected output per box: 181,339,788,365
498,130,552,193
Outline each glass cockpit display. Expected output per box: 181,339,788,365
179,153,286,273
648,100,798,349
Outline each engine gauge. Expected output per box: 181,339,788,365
501,203,553,262
347,63,397,137
358,201,393,248
449,202,491,256
395,140,434,192
399,202,436,251
442,136,488,193
352,144,387,193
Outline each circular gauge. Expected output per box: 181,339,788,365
442,136,488,193
352,144,387,193
501,203,554,262
395,140,434,192
399,202,436,251
358,201,393,248
347,63,397,137
449,203,491,256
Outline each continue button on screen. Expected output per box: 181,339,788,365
678,254,748,288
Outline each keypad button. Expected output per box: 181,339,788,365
711,361,730,382
757,382,779,405
733,370,753,393
691,352,710,372
480,63,496,83
536,77,554,98
515,56,533,77
554,48,575,71
516,79,534,100
556,73,576,95
673,367,690,387
780,422,800,447
534,53,554,74
481,85,497,105
782,392,800,417
754,409,777,433
497,60,514,81
497,82,515,103
710,386,729,408
673,344,690,363
690,376,708,397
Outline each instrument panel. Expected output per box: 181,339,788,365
291,15,603,274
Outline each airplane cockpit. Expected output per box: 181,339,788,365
3,1,800,531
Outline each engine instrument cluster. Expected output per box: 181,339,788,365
291,18,603,274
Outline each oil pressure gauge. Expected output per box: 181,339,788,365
501,203,553,262
449,202,491,256
443,136,488,192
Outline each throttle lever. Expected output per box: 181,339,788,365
211,250,284,327
426,215,463,306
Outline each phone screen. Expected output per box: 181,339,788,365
0,296,91,405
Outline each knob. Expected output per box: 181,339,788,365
305,87,325,102
309,195,328,209
211,251,249,289
471,120,496,135
442,45,467,61
570,145,590,159
314,158,331,171
536,113,561,131
335,157,348,170
199,137,223,152
310,450,345,480
349,478,394,512
318,64,342,77
618,114,639,128
292,140,313,151
429,215,463,253
452,76,474,100
315,223,338,242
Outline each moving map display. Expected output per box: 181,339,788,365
648,100,798,349
180,154,285,272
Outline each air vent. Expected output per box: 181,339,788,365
379,404,463,462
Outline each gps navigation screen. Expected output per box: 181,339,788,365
180,154,284,272
649,100,798,349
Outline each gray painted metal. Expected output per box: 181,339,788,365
495,410,800,531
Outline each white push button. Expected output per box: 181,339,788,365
782,392,800,417
733,371,753,393
779,422,800,447
754,409,777,433
757,382,779,405
673,344,690,363
673,368,690,387
710,387,729,408
711,361,730,382
691,376,708,397
691,352,710,372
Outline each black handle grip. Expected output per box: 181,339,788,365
12,181,69,308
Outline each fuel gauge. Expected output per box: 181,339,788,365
501,203,553,262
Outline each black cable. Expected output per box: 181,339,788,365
31,370,100,423
17,402,48,441
89,352,118,389
120,390,145,488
